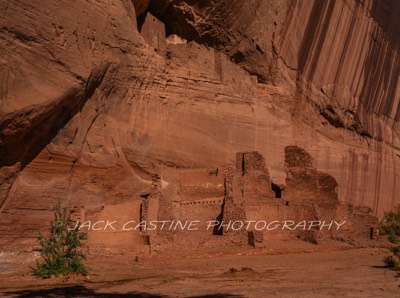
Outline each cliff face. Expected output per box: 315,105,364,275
0,0,399,254
278,0,400,136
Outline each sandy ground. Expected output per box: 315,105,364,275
0,240,399,297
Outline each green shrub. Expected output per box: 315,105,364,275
383,255,397,268
380,205,400,236
34,202,88,278
388,232,398,244
389,245,400,257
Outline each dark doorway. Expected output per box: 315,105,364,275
271,183,282,198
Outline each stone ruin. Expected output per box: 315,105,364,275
116,145,379,253
139,12,166,55
138,12,253,87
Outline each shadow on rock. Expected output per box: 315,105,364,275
2,285,166,298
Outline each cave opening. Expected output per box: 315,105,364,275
137,3,198,43
133,1,270,84
271,183,282,198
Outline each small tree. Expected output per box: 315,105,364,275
34,202,88,278
380,204,400,237
380,205,400,270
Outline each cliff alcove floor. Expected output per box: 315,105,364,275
0,241,399,297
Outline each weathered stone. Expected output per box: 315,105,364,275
0,0,398,257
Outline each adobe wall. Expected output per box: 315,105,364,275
140,166,226,251
221,148,379,245
68,147,380,253
140,12,166,55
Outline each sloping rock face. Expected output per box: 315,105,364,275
0,0,399,255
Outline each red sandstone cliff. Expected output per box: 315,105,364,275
0,0,399,254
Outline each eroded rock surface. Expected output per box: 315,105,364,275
0,0,399,255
